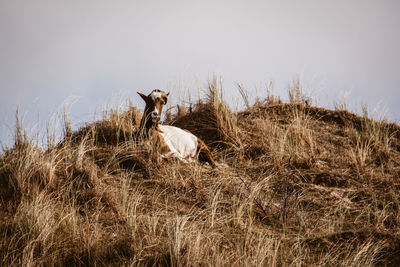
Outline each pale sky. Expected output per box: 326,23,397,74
1,0,399,146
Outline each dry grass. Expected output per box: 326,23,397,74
1,81,400,266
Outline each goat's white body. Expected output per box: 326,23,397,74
158,125,198,161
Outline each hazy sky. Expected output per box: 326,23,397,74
1,0,399,146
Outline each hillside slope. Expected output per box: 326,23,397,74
1,87,400,266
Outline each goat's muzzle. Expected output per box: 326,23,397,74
151,111,160,123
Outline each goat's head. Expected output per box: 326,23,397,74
137,89,169,125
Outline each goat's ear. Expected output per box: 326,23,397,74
137,92,148,102
163,92,170,104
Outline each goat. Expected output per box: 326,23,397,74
137,89,216,167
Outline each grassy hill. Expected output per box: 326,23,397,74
1,82,400,266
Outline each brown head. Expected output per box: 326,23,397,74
137,89,169,129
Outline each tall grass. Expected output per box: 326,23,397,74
1,79,400,266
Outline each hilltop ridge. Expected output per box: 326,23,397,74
1,84,400,266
